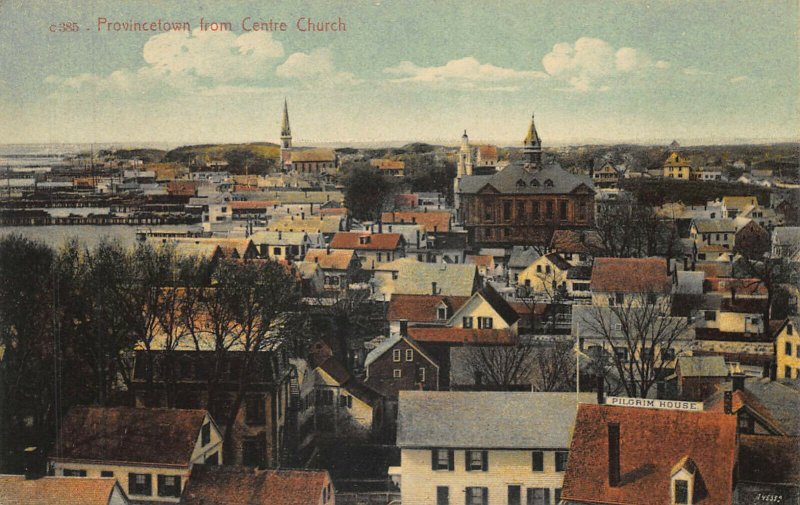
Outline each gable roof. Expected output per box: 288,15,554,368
473,285,520,326
458,161,594,195
561,404,737,505
290,148,336,163
397,391,595,448
692,218,736,233
738,434,800,486
387,294,469,322
330,232,403,251
591,257,670,293
304,248,357,270
249,231,308,246
0,476,125,505
550,229,602,255
364,334,439,369
381,211,451,233
317,358,384,407
508,246,541,269
181,465,328,505
50,407,210,467
705,378,800,436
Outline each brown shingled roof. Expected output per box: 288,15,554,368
590,257,670,293
305,248,357,270
406,327,516,345
181,465,329,505
381,211,451,233
561,404,737,505
549,229,602,254
330,232,403,251
50,406,210,467
0,476,123,505
387,294,469,322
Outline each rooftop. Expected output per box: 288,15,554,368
591,257,670,294
0,475,123,505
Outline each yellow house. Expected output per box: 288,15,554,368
663,152,691,179
776,317,800,379
517,253,571,297
49,407,223,504
448,285,520,336
391,391,596,505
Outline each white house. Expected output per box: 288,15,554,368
390,391,596,505
48,407,222,504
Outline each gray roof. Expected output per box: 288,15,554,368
743,378,800,436
692,218,736,233
397,391,596,449
249,230,308,246
458,161,594,195
382,259,478,297
677,356,729,377
508,246,541,269
364,335,402,368
772,226,800,246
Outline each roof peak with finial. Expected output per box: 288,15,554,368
281,98,291,138
523,112,541,149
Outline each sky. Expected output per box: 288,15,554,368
0,0,797,146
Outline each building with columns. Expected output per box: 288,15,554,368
455,113,595,248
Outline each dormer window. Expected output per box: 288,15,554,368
437,306,448,320
671,457,697,505
674,480,689,504
359,236,370,245
544,179,554,188
516,179,526,188
531,180,540,187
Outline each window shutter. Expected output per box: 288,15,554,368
447,450,454,471
543,489,549,505
431,449,437,470
465,450,471,471
482,451,488,471
483,487,489,505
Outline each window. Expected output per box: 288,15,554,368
393,349,401,362
555,450,569,472
642,348,653,362
532,202,540,219
544,179,554,187
517,201,526,220
704,311,717,322
504,201,512,221
437,307,447,320
393,369,402,378
205,452,219,465
376,252,382,262
100,471,114,478
555,489,561,503
63,469,86,477
527,488,550,505
431,449,454,470
157,475,181,498
615,293,624,305
509,485,521,505
437,486,450,505
406,349,414,361
463,316,473,329
128,473,152,496
647,293,658,305
246,396,266,425
242,436,266,467
785,366,792,379
546,201,554,219
273,247,281,256
785,342,792,357
418,367,426,383
614,347,628,362
477,317,493,329
466,487,488,505
466,450,488,471
788,324,794,336
663,348,676,361
559,200,568,219
532,450,544,471
201,423,211,446
536,265,542,273
674,479,689,504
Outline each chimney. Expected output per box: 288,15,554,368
596,375,605,404
608,423,621,487
326,245,331,255
301,211,305,219
24,447,42,480
431,282,438,295
378,220,383,234
278,231,282,240
416,230,420,248
723,391,733,414
732,373,745,392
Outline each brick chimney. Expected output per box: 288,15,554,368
608,423,621,487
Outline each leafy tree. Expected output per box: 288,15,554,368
342,164,396,222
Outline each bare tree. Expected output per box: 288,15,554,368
464,343,535,389
580,292,690,398
529,340,576,392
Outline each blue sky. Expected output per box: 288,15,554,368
0,0,797,146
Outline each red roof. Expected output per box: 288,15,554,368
387,294,469,322
704,277,767,297
406,327,516,345
181,465,329,505
591,257,670,293
550,229,602,254
561,404,737,505
394,194,419,208
319,207,347,216
381,211,451,233
0,476,122,505
330,232,403,251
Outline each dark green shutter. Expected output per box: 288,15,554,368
543,489,550,505
465,450,471,471
482,451,488,471
431,449,437,470
447,450,454,471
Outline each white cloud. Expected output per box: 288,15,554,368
681,66,712,76
730,75,749,83
46,28,286,96
276,47,361,86
383,56,547,90
542,37,667,92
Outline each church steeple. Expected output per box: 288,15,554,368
458,129,473,177
280,99,292,145
523,112,542,168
